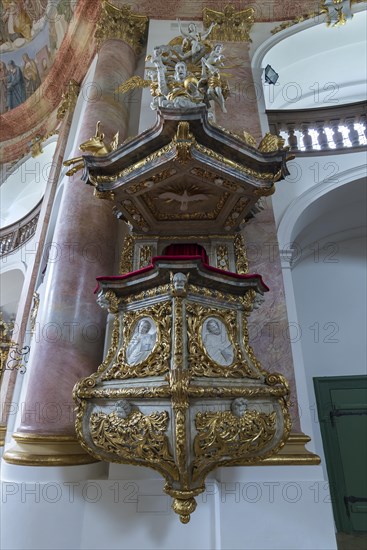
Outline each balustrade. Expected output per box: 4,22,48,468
267,101,367,152
0,202,41,257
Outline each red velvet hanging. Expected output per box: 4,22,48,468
162,243,209,263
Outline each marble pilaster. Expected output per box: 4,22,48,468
214,40,300,429
215,43,262,142
243,203,301,431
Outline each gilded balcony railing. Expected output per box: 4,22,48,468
0,200,42,257
267,101,367,152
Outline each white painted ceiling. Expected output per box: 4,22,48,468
0,141,57,229
262,10,367,109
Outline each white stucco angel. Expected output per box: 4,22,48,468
200,43,228,113
201,43,225,73
178,19,216,58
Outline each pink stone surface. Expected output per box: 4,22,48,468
243,202,300,430
120,0,318,22
0,114,74,430
17,41,138,435
215,43,262,141
212,40,300,428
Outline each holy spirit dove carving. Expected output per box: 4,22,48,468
158,189,209,211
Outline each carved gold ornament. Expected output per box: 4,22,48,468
63,121,119,177
30,130,59,158
234,233,249,274
57,80,80,120
139,245,153,268
203,5,255,42
186,303,260,379
173,122,195,163
242,131,257,148
258,133,286,153
103,302,172,379
95,1,148,53
194,143,278,182
119,235,134,274
271,0,361,34
216,244,230,270
115,75,151,96
90,408,178,480
192,408,277,481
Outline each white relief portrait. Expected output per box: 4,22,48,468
201,317,234,366
231,398,247,417
126,317,157,366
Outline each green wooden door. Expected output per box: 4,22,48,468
314,376,367,533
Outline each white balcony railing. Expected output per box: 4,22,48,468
267,101,367,152
0,201,42,257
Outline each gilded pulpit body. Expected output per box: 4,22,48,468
70,26,292,522
74,257,291,522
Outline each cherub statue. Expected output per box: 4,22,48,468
202,43,225,74
147,46,165,68
178,19,216,59
207,70,227,113
200,43,227,113
146,69,161,110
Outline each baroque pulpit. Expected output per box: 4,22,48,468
70,22,293,523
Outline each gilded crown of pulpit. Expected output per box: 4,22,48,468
71,23,292,523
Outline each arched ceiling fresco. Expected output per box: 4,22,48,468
0,1,77,113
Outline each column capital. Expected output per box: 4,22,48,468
95,1,148,54
203,5,254,42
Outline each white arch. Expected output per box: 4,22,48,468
251,17,324,74
277,164,367,263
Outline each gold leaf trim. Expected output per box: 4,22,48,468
192,409,277,481
186,303,260,378
104,302,172,379
89,408,179,481
203,5,255,43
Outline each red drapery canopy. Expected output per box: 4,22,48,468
162,243,209,263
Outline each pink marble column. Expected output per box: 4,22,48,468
215,43,262,141
16,40,137,436
216,42,300,429
244,204,301,431
0,108,73,439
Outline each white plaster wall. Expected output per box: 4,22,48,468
271,154,366,473
291,236,367,472
260,10,367,109
1,462,337,550
0,142,57,228
272,151,366,234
